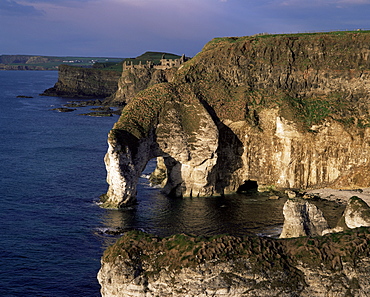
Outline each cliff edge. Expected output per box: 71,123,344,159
42,64,121,99
103,31,370,208
98,228,370,296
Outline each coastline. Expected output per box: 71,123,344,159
306,187,370,205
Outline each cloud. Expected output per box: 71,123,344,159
2,0,369,57
334,0,370,4
275,0,370,7
0,0,44,16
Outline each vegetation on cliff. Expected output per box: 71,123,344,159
104,228,370,271
177,30,370,130
112,31,370,138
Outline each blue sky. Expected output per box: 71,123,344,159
1,0,370,58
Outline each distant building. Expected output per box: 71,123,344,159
123,54,188,71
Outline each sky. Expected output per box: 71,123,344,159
1,0,370,58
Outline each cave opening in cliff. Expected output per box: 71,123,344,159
237,180,258,193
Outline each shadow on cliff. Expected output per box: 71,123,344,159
199,99,244,195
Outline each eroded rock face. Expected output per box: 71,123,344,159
98,230,370,297
42,65,121,99
102,131,158,208
103,32,370,208
279,199,329,238
109,67,177,105
102,87,219,207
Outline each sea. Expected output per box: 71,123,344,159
0,70,290,296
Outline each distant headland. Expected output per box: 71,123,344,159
0,54,123,71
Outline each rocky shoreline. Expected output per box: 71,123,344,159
98,226,370,297
50,99,122,117
307,187,370,205
97,184,370,296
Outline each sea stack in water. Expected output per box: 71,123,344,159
279,199,329,238
103,31,370,208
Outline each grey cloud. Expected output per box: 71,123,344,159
0,0,44,16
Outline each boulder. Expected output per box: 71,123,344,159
344,196,370,229
279,199,329,238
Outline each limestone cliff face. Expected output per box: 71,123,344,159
108,67,177,105
101,84,219,207
104,31,370,208
98,229,370,297
42,64,121,99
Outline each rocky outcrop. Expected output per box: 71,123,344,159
108,67,177,105
280,196,370,238
344,196,370,228
41,64,121,99
325,196,370,234
149,156,167,187
98,229,370,297
279,199,329,238
101,83,219,207
103,31,370,208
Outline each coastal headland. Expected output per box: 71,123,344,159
103,30,370,208
98,31,370,295
33,31,370,295
40,52,185,102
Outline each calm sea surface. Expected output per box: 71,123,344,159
0,71,293,296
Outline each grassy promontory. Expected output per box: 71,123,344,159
113,31,370,139
102,228,370,290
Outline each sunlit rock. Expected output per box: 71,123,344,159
279,199,329,238
344,196,370,229
103,32,370,208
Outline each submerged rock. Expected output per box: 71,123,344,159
16,95,33,98
51,107,76,112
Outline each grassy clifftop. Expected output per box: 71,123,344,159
114,31,370,137
176,30,370,129
104,228,370,270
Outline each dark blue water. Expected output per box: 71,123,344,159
0,71,290,297
0,71,118,296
